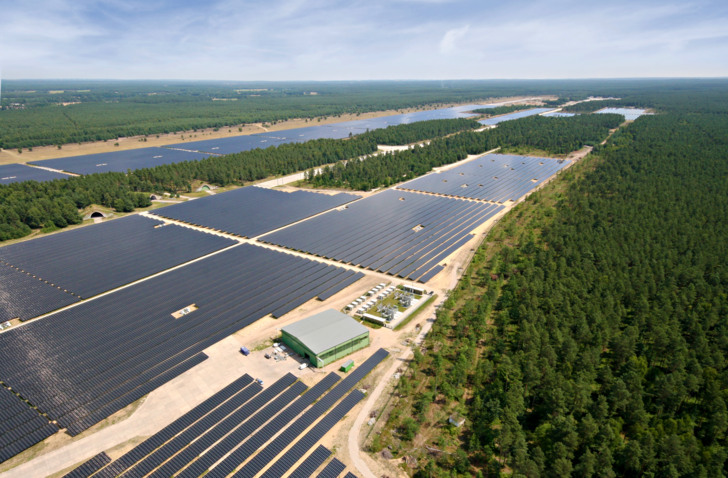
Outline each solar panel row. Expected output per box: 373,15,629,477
261,190,503,282
0,215,235,300
231,349,388,478
62,452,111,478
0,386,57,464
0,163,70,185
172,379,308,478
153,186,360,238
259,391,365,478
92,374,254,478
29,148,214,176
201,373,342,478
478,108,553,125
596,107,649,121
344,472,359,478
0,244,361,451
315,458,347,478
0,263,79,322
145,374,300,478
120,381,263,478
398,154,568,203
289,445,332,478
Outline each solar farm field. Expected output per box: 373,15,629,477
0,164,70,185
397,153,569,202
261,189,503,282
0,243,363,442
152,187,361,238
596,107,649,120
0,215,235,308
29,147,213,175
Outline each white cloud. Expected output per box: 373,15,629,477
440,25,469,54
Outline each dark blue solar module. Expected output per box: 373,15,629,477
0,244,361,438
0,263,80,322
0,386,57,464
479,108,553,125
0,163,70,185
398,153,569,203
166,104,486,154
29,148,213,175
153,186,361,238
0,215,235,300
261,190,502,283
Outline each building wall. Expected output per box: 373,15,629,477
280,331,370,368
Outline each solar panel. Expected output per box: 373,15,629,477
152,186,360,238
146,374,298,478
478,108,553,125
93,373,253,478
0,163,70,185
61,451,111,478
29,148,213,175
261,190,496,280
0,263,79,322
288,445,332,478
119,381,262,478
0,215,235,300
344,472,359,478
315,458,346,478
259,392,365,478
0,244,361,449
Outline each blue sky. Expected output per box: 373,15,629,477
1,0,727,79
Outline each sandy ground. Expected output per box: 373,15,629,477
0,96,543,166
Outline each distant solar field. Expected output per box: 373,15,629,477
0,215,235,302
0,163,69,185
261,189,503,282
542,111,576,117
596,107,649,121
29,147,213,175
479,108,553,125
0,244,363,440
398,154,568,202
153,187,360,238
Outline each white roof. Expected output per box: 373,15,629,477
281,309,369,355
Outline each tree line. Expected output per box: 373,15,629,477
472,104,538,116
377,88,728,477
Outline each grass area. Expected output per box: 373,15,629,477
360,318,383,329
394,294,438,331
252,336,278,352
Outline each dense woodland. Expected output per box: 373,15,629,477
368,87,728,478
306,114,623,190
472,105,537,116
1,79,720,149
362,118,481,145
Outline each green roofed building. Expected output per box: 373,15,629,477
280,309,370,368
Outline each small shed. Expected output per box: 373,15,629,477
340,359,355,373
449,413,466,427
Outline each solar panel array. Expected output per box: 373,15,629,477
259,391,365,478
93,373,254,478
596,107,649,121
61,452,111,478
0,263,80,322
344,472,359,478
168,104,484,155
0,244,361,448
478,108,553,126
231,349,388,478
0,215,235,301
0,163,70,185
289,445,332,478
398,154,568,203
30,148,213,175
316,458,347,478
169,379,308,478
0,386,57,463
261,189,502,282
153,186,361,238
